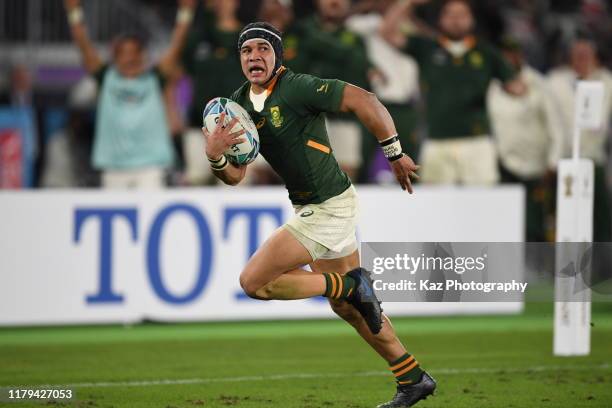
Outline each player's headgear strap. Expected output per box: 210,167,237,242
238,22,284,74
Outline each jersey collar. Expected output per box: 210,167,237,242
251,65,287,98
438,35,477,55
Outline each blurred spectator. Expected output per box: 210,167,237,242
181,0,243,185
64,0,196,189
41,77,99,188
346,0,420,183
381,0,526,186
258,0,306,73
547,38,612,242
581,1,612,66
498,1,548,70
487,38,564,241
163,76,189,186
259,0,294,38
261,0,368,78
1,65,34,108
295,0,374,181
0,64,39,188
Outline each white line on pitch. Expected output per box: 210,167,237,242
5,364,610,389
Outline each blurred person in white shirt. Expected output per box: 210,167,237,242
547,37,612,242
488,37,564,241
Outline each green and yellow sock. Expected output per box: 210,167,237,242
323,273,356,299
389,353,424,385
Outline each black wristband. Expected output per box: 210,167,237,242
379,135,400,147
388,153,405,162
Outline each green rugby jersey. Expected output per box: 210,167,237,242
231,68,351,205
402,35,516,139
182,20,244,127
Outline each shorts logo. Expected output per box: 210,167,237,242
270,106,284,128
317,83,329,93
300,210,314,217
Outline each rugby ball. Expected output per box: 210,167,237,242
203,97,260,165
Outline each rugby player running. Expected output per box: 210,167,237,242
202,22,434,407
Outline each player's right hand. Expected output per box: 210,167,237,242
391,154,420,194
202,112,247,160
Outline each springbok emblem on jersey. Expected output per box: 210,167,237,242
270,106,284,128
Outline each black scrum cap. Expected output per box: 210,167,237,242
237,22,284,74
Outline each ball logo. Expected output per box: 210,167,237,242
203,97,260,165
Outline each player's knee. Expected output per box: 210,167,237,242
329,299,361,327
239,273,263,299
239,272,273,300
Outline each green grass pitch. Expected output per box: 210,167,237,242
1,303,611,408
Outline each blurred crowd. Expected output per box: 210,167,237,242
1,0,611,241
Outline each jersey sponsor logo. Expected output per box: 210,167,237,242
470,51,483,68
270,106,284,128
256,117,266,129
300,210,314,217
317,83,329,93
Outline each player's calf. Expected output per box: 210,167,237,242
323,268,383,335
328,299,363,328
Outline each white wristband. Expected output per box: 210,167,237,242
210,155,229,171
68,7,84,26
380,134,403,161
382,140,402,158
176,7,194,24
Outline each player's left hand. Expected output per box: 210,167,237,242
391,154,419,194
